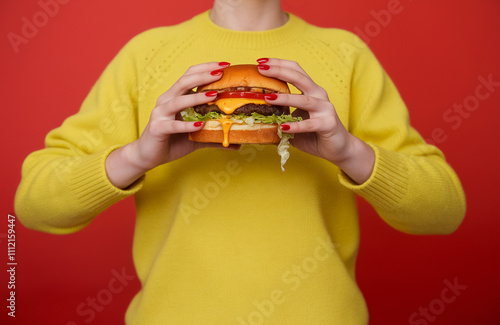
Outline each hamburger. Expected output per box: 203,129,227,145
181,64,302,170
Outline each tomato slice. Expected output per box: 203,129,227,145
217,91,267,100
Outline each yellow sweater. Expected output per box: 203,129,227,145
15,11,465,325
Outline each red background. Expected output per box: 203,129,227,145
1,0,499,324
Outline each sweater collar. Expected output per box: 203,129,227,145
188,10,310,49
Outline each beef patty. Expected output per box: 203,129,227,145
194,103,289,116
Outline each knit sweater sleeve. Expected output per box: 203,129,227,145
339,36,466,235
14,34,146,234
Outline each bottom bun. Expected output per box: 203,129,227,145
189,121,280,144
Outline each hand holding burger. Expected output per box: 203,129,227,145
105,61,239,189
255,58,375,184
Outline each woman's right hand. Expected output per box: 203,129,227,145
105,61,233,189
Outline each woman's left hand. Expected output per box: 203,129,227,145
256,58,375,184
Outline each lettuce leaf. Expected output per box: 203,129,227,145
181,108,302,124
181,108,221,121
277,132,294,172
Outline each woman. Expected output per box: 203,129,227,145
15,0,465,324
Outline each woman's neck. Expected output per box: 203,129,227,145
210,0,288,31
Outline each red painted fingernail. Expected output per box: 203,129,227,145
257,64,270,70
194,122,204,127
205,91,218,97
264,93,278,100
280,124,290,131
257,58,269,64
211,69,223,76
218,62,230,67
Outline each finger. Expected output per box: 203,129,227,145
153,91,218,118
158,66,222,104
184,61,230,74
280,116,340,135
148,119,206,137
256,58,329,100
258,58,308,74
257,59,308,90
265,93,334,116
157,61,230,104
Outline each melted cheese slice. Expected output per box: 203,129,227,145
219,118,234,147
214,98,268,115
